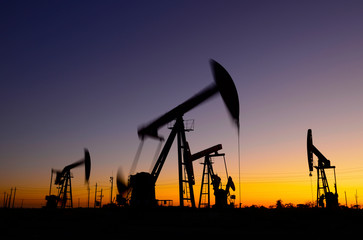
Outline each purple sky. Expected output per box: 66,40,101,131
1,1,363,206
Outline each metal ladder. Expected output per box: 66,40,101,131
181,167,195,207
198,158,211,208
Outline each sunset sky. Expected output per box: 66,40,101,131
1,1,363,208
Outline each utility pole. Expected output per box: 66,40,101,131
100,189,103,207
110,176,114,204
8,188,12,208
93,183,104,208
94,183,97,208
345,191,347,207
12,187,16,208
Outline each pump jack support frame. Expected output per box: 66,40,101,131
150,116,196,207
315,165,337,208
58,171,73,208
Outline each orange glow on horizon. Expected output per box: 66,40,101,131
3,129,363,208
5,166,363,208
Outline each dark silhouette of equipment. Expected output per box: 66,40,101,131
191,144,235,208
45,149,91,208
307,129,338,208
117,59,239,207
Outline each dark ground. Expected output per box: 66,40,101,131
1,207,363,237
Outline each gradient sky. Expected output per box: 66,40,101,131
1,1,363,207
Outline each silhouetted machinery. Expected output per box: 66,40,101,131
45,149,91,208
192,144,235,208
117,60,239,207
307,129,338,208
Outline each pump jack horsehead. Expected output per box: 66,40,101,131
307,129,338,208
117,59,239,208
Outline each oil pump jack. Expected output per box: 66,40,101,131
45,149,91,208
117,59,239,207
307,129,338,208
190,144,235,208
